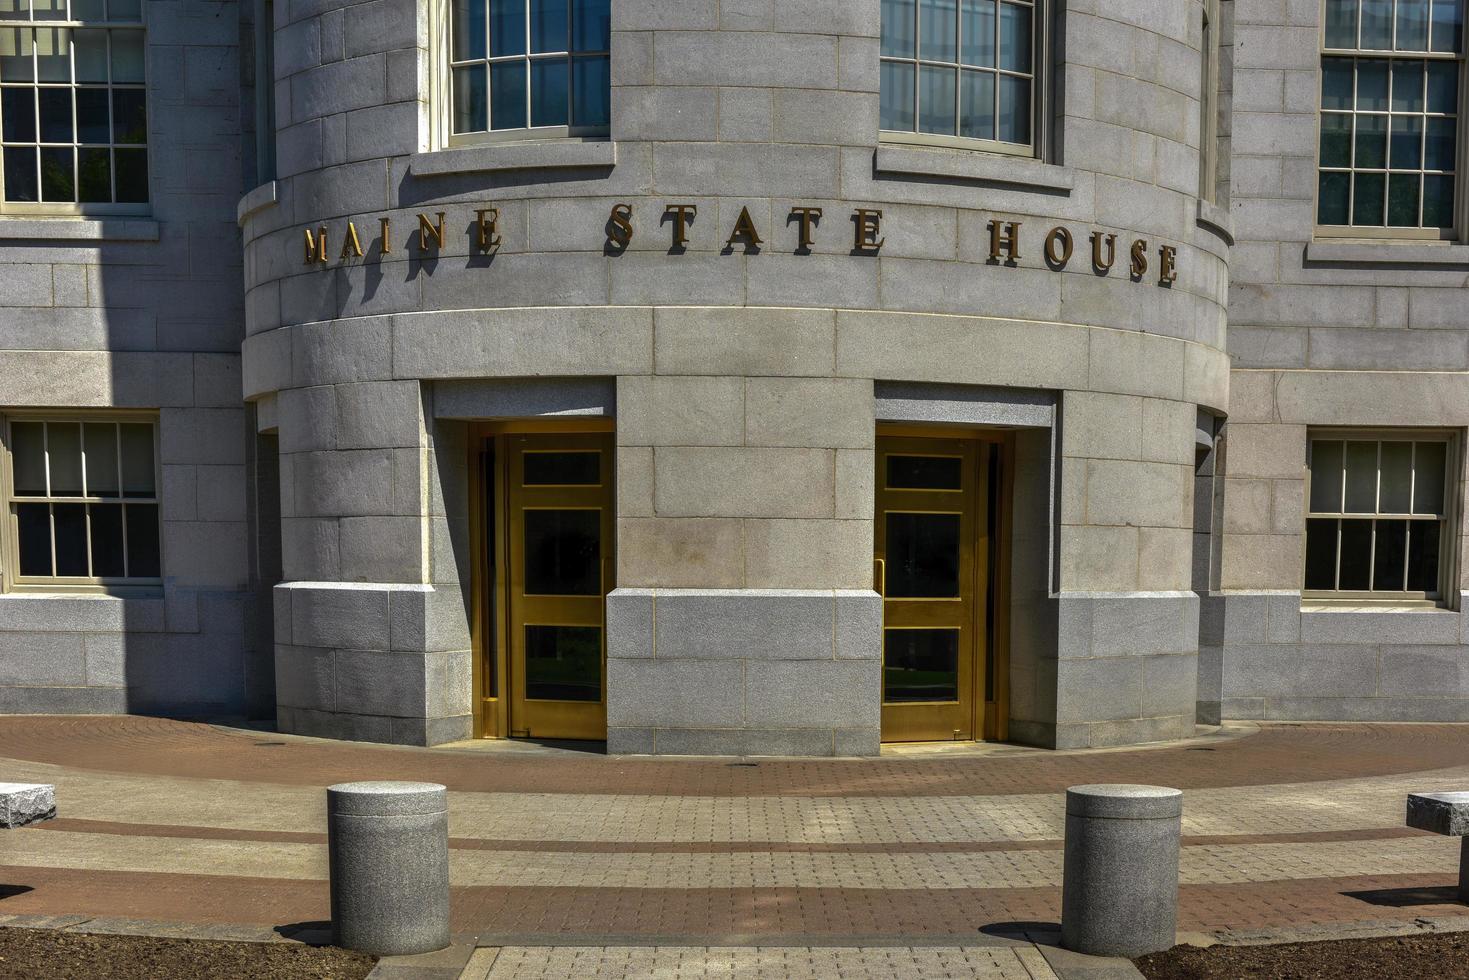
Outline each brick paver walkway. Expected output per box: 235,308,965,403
0,717,1467,948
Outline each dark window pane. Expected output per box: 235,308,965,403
109,30,144,84
1305,518,1339,590
1362,0,1394,47
0,27,34,82
1398,0,1432,49
38,87,72,142
524,625,601,702
52,503,87,576
10,421,46,496
3,146,38,202
489,60,527,130
570,54,608,127
1379,442,1413,512
112,89,146,144
998,74,1030,143
530,56,568,127
523,509,600,596
1310,440,1345,512
1373,518,1408,591
887,455,962,490
452,64,488,133
886,512,961,597
119,423,154,496
881,60,915,131
524,451,599,486
76,89,110,144
1355,113,1388,167
89,504,124,577
919,64,957,136
1428,60,1458,112
1322,58,1354,110
1344,440,1378,512
998,0,1030,72
1325,0,1359,47
1432,0,1463,52
1,87,34,142
1358,60,1390,110
78,147,110,202
1424,174,1455,228
961,0,995,67
1319,112,1352,168
883,0,917,58
452,0,486,60
884,629,959,703
1426,117,1456,171
73,0,104,18
35,26,68,80
1318,170,1351,225
47,422,82,496
1388,172,1422,227
124,503,160,577
1353,171,1387,226
16,503,51,577
109,0,142,21
1392,59,1426,110
1390,116,1424,169
1413,441,1447,514
960,68,995,140
920,0,957,62
529,0,567,52
1407,520,1442,592
74,28,108,83
84,422,119,498
488,0,524,56
571,0,608,51
1338,519,1374,590
113,147,146,202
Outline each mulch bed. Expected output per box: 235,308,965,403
0,928,374,980
1136,930,1469,979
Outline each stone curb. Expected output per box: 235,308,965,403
1178,912,1469,949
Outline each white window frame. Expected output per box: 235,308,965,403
0,0,150,215
0,411,163,594
1314,0,1469,241
1302,428,1461,608
437,0,610,149
878,0,1050,161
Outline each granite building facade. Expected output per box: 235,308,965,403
0,0,1463,755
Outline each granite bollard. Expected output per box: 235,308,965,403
1406,792,1469,899
0,783,55,828
328,781,450,956
1060,784,1182,958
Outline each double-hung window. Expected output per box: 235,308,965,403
4,416,161,589
880,0,1040,154
1318,0,1464,236
1305,433,1454,602
0,0,147,209
448,0,610,143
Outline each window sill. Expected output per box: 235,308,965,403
0,216,160,242
1196,198,1234,245
1305,239,1469,266
1299,601,1448,612
873,143,1074,194
237,180,278,226
411,139,617,178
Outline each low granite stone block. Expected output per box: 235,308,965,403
0,783,55,828
1407,792,1469,836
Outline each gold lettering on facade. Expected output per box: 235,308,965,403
339,221,365,259
418,212,447,251
475,208,502,251
607,203,634,250
726,206,764,249
379,217,391,255
303,227,328,265
791,206,823,251
1090,232,1117,273
665,204,698,248
853,208,884,251
1044,227,1073,267
988,220,1022,263
1159,245,1178,284
1130,239,1149,278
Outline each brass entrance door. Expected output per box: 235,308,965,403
472,426,613,741
875,431,996,743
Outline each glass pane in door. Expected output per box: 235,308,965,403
884,628,960,702
523,508,601,595
886,512,961,597
525,625,601,701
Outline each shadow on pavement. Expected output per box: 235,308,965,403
1343,886,1466,908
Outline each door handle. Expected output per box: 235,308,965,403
874,558,885,597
